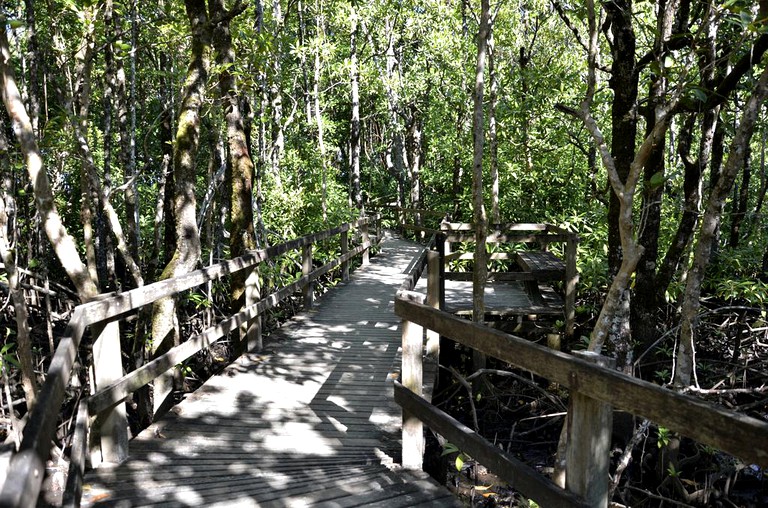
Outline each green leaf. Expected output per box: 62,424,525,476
691,87,708,102
8,20,25,30
663,55,675,68
649,171,665,189
441,442,459,456
455,454,464,471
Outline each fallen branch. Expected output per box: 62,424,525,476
684,385,768,396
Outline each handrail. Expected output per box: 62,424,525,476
0,215,380,508
394,295,768,506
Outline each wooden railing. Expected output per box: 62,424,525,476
370,204,450,238
376,206,579,336
393,293,768,507
440,222,579,336
0,216,379,508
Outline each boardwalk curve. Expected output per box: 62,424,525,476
82,234,460,507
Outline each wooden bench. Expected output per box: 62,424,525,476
515,251,566,306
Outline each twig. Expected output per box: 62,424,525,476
443,365,479,431
609,419,650,499
625,485,697,507
1,361,20,450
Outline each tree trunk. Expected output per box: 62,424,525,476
211,0,256,312
349,1,362,212
269,0,285,187
313,0,328,221
151,0,210,415
0,122,36,407
728,147,751,248
0,26,99,301
631,0,679,356
23,0,42,135
488,25,499,224
406,104,423,224
452,107,465,219
116,2,140,263
604,0,638,276
471,0,490,359
674,65,768,388
254,0,268,245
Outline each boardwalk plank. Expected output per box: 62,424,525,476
82,234,461,507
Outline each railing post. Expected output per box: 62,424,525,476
243,266,262,351
341,228,350,282
361,219,370,266
91,321,129,466
426,250,440,357
566,350,614,507
437,233,446,310
564,234,579,337
401,318,424,470
302,243,314,309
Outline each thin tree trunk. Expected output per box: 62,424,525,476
269,0,285,187
728,147,751,248
488,25,499,224
255,0,268,245
0,122,36,407
452,107,465,219
350,1,362,212
471,0,490,371
674,65,768,388
313,0,328,221
116,2,140,263
298,0,311,125
23,0,42,135
103,0,118,288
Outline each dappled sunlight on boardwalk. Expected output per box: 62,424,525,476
82,234,460,507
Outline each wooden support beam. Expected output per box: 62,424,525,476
243,266,262,352
426,251,440,357
302,243,314,310
401,318,424,470
341,230,349,282
566,351,615,507
565,235,579,337
90,321,128,466
361,221,370,265
62,399,88,508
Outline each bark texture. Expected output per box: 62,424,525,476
150,0,210,414
211,0,256,309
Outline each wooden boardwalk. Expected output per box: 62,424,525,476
82,235,461,507
415,279,563,317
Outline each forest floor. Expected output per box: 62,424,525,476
429,307,768,508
